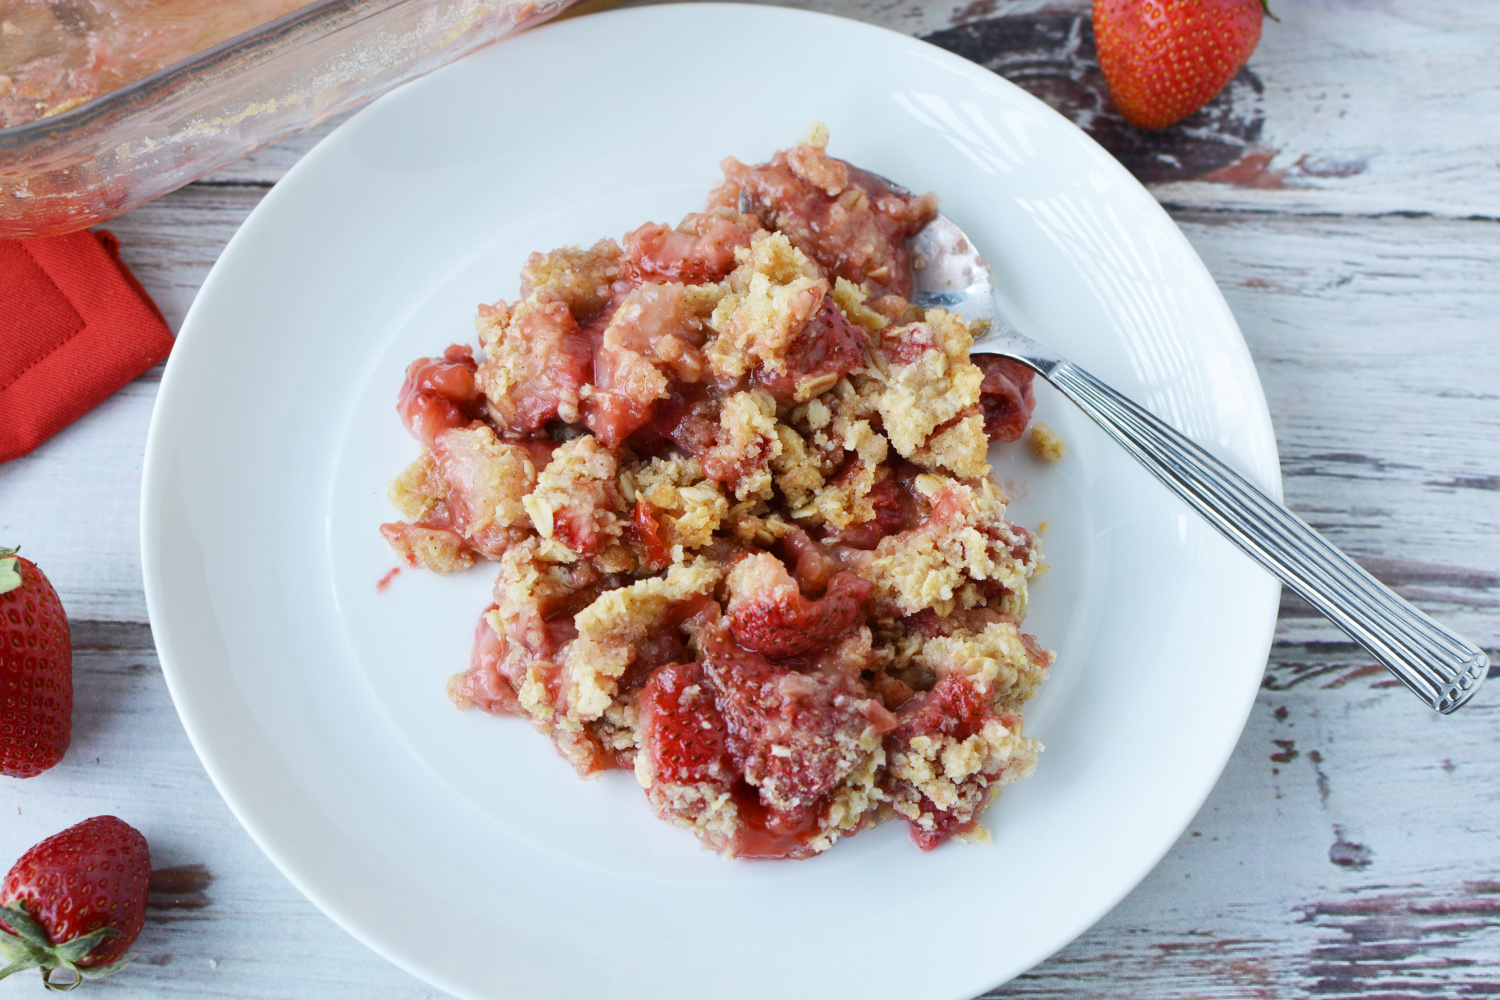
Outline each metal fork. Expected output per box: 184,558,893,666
908,213,1490,714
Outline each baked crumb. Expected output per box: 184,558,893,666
387,450,446,522
625,455,728,559
877,314,984,458
703,390,781,502
566,558,722,722
1031,420,1067,461
709,234,827,381
523,434,621,560
519,239,622,321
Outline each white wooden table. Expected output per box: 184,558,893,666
3,1,1498,996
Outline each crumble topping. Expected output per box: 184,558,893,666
703,389,780,502
387,450,447,522
523,434,621,560
708,234,826,381
567,558,722,723
519,239,623,320
867,478,1037,619
382,129,1051,859
622,455,728,560
1031,420,1068,461
876,310,984,457
381,524,474,575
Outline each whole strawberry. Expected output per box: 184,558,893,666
1093,0,1271,130
0,547,72,778
0,816,151,989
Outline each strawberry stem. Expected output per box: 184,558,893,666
0,959,42,983
1261,0,1279,23
41,967,83,992
0,547,19,595
0,903,129,990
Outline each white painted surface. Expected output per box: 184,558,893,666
2,1,1497,998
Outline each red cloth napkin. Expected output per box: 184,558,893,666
0,230,173,463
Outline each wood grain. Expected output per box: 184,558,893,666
2,1,1498,997
918,1,1500,218
3,621,433,998
212,1,1500,216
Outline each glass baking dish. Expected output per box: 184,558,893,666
0,0,584,239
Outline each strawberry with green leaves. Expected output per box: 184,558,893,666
0,546,72,778
0,816,151,989
1093,0,1272,130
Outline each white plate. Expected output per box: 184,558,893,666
141,5,1282,999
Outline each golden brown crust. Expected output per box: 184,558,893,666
622,455,728,558
476,293,585,426
868,478,1038,618
1030,421,1067,461
565,558,722,722
519,239,622,321
524,434,622,561
877,312,984,458
387,450,446,522
704,390,781,502
384,525,474,575
708,234,827,379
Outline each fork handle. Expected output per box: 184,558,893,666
1040,360,1489,713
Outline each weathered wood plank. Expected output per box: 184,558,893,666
918,0,1500,218
196,1,1500,221
105,184,268,335
0,184,264,624
0,622,430,998
1180,211,1500,651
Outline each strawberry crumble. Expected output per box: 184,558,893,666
380,127,1052,860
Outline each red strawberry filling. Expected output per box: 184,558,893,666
726,552,871,658
883,674,1011,850
397,344,484,448
976,354,1037,443
751,295,868,403
699,617,891,858
621,214,753,285
470,298,594,434
731,148,937,299
639,660,733,787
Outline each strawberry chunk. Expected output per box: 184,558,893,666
638,661,733,787
752,295,867,403
631,500,671,570
396,344,483,448
725,551,870,658
883,673,1023,851
620,214,753,285
733,149,936,299
477,298,593,433
697,617,884,844
819,474,908,549
453,606,520,714
976,355,1037,443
